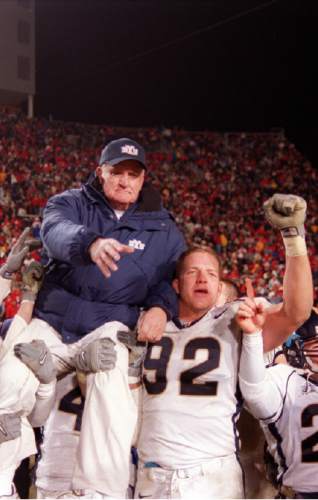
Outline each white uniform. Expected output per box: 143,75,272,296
136,302,245,499
36,373,82,497
239,332,318,496
0,315,55,497
5,318,138,498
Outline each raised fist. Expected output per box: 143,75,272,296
263,194,306,235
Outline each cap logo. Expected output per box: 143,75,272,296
121,144,138,156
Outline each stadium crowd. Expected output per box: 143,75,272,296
0,108,317,500
0,111,318,317
0,108,317,316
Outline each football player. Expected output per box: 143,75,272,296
0,230,56,498
119,193,312,499
239,307,318,499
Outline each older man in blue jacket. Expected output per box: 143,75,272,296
34,137,185,344
12,138,186,498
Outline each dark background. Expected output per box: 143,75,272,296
35,0,318,164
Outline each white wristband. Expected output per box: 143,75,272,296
282,235,307,257
242,330,263,343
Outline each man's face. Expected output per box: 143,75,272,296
173,251,221,318
96,160,145,210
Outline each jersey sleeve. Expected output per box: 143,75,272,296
28,380,57,427
239,331,287,422
0,276,11,305
0,315,27,361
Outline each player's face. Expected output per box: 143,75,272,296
97,160,145,210
173,251,221,319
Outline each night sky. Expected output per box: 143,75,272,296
35,0,318,161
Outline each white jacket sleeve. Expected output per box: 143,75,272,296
0,276,11,305
239,331,284,421
28,379,56,427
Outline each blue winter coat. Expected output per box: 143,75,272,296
34,177,186,343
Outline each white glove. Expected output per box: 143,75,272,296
0,413,21,443
14,339,56,383
0,228,31,279
263,193,307,256
21,260,44,302
73,338,117,373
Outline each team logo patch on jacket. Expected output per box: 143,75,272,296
129,239,145,250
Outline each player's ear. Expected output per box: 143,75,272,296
216,280,222,300
172,278,180,294
96,165,103,180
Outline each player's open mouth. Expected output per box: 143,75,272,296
194,289,209,295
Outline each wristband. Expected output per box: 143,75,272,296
281,227,307,257
242,330,263,342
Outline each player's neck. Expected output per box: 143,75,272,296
178,304,211,324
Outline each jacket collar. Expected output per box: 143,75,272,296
83,172,163,214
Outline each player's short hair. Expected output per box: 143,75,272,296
175,246,222,278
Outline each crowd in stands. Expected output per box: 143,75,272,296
0,108,317,317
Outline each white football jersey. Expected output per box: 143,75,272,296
138,303,243,468
36,373,83,491
261,364,318,494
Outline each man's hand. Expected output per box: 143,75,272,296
263,194,307,234
89,238,135,279
21,260,44,302
236,279,266,334
0,228,32,278
117,330,147,377
137,307,167,342
14,339,56,383
0,413,21,444
264,193,307,257
73,338,117,373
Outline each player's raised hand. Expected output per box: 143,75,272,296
0,227,32,278
235,278,266,334
89,237,135,279
14,339,56,383
0,412,21,444
263,194,306,234
72,338,117,373
137,307,167,342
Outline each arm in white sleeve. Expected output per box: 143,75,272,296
0,276,11,305
239,331,283,421
27,379,56,427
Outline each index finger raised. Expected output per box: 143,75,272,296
245,277,255,300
